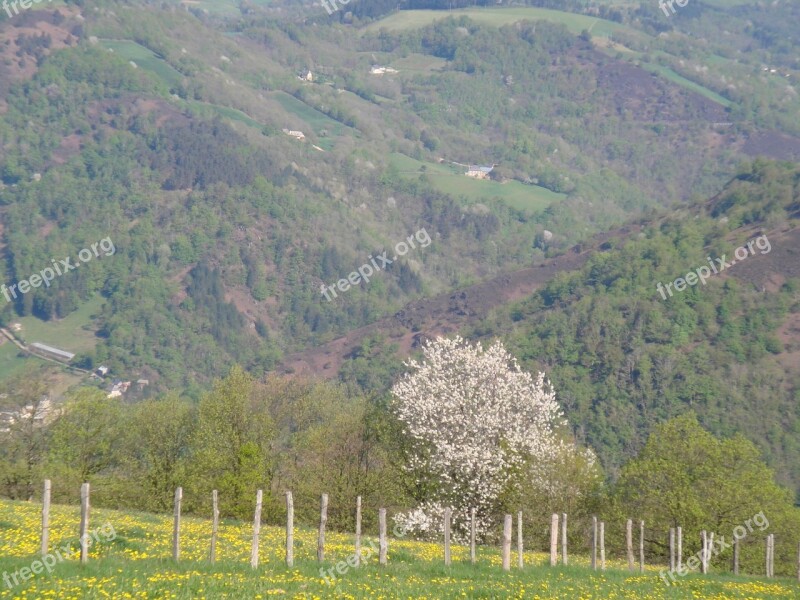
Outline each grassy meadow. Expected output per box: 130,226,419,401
389,153,565,213
362,7,639,39
365,8,732,110
1,498,799,599
98,40,185,88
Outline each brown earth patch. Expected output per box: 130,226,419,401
0,8,82,92
742,131,800,162
726,227,800,291
589,51,730,124
279,225,640,378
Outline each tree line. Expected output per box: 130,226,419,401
1,336,799,574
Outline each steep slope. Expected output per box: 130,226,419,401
0,0,797,397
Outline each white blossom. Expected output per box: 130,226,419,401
391,336,568,540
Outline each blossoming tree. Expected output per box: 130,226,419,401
391,336,577,542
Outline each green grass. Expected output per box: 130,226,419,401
176,0,241,18
390,153,565,213
272,91,357,151
364,7,643,40
0,340,33,381
99,40,184,87
183,100,264,130
642,63,733,108
391,53,449,72
700,0,755,6
100,40,269,131
366,9,736,110
0,498,798,598
173,0,276,18
14,295,104,355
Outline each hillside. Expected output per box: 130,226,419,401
281,160,800,495
0,0,798,525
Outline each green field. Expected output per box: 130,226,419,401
99,40,184,87
390,53,449,73
699,0,754,6
364,7,642,40
1,498,797,599
594,0,752,5
175,0,275,18
177,0,240,18
366,9,736,109
14,295,104,355
390,153,565,213
272,91,358,151
0,340,32,381
183,99,264,130
642,63,734,108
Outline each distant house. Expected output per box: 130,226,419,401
370,65,398,75
298,70,313,82
96,365,110,377
282,129,306,140
0,396,51,431
30,342,74,363
465,165,494,179
107,380,132,399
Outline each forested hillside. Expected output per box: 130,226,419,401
0,0,798,502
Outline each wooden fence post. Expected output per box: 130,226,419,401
172,486,182,561
733,536,739,575
41,479,51,556
626,519,634,571
444,507,452,566
677,526,682,572
210,490,219,562
639,520,645,573
379,508,388,565
79,483,90,565
796,540,800,582
765,535,770,577
562,513,568,565
502,514,512,571
318,493,328,562
550,513,559,566
591,516,597,570
766,534,774,577
470,507,476,565
355,496,362,567
700,531,708,574
251,489,263,568
517,511,523,568
771,535,775,578
503,515,511,571
285,491,294,567
600,521,605,570
669,528,675,571
709,532,715,571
